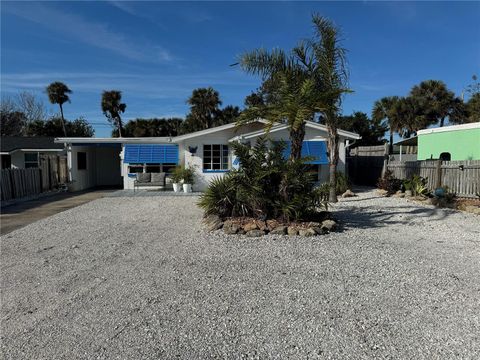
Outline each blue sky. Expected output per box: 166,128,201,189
1,1,479,137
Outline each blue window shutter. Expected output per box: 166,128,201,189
124,144,179,164
281,141,328,164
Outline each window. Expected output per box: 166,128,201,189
440,152,451,161
2,155,12,169
203,144,229,171
128,164,144,173
162,163,176,174
24,153,38,168
77,152,87,170
145,164,161,173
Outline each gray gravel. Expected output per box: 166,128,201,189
1,189,479,359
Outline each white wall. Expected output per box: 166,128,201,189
68,145,122,191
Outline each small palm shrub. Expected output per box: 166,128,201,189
335,171,350,195
198,137,328,222
410,174,429,197
377,170,402,195
171,166,184,183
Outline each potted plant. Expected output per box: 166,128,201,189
182,165,196,193
171,166,183,193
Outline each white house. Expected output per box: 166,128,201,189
1,137,65,169
55,119,360,192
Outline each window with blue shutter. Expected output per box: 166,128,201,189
124,144,179,164
282,141,328,164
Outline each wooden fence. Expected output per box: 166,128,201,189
1,155,68,202
387,160,480,198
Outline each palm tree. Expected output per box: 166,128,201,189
101,90,126,137
410,80,457,127
372,96,400,154
46,82,72,136
238,44,322,161
187,87,222,129
309,14,350,202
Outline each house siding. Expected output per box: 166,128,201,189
418,128,480,161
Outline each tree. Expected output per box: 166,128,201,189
27,117,94,137
213,105,241,126
390,96,432,137
0,109,26,136
46,82,72,136
338,112,387,146
372,96,400,153
410,80,460,127
17,91,46,124
186,87,221,130
466,93,480,122
101,90,126,137
239,14,350,202
117,118,183,137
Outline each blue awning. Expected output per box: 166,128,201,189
283,141,329,164
124,144,179,164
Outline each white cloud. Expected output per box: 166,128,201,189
4,2,173,63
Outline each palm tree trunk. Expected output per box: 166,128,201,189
327,123,339,203
389,129,394,155
117,116,124,137
289,123,306,161
440,116,445,127
59,103,67,136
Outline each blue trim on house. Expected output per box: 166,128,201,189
124,144,179,164
202,170,230,173
282,141,328,164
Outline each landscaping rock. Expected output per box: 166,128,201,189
203,215,223,231
223,221,240,235
465,205,480,215
255,220,268,231
266,220,280,231
393,191,405,198
311,226,326,235
298,228,316,237
321,219,337,232
243,222,259,232
246,229,265,237
269,226,287,235
341,189,355,198
287,226,299,236
377,189,389,196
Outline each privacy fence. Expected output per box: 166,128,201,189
387,160,480,198
1,155,68,202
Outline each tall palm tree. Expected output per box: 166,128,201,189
372,96,400,154
410,80,457,127
101,90,126,137
46,82,71,136
309,14,350,202
187,87,222,129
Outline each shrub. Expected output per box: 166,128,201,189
410,174,429,197
198,137,328,222
170,166,183,183
335,171,350,195
377,170,402,195
182,165,197,184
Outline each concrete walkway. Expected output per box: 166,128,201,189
0,190,115,235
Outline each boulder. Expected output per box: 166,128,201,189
266,220,280,231
287,226,299,236
243,222,259,232
255,220,268,231
341,189,356,198
377,189,388,196
321,219,337,232
465,205,480,215
298,228,316,237
203,215,223,231
311,226,326,235
269,226,287,235
246,229,265,237
223,221,241,235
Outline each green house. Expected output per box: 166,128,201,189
417,122,480,161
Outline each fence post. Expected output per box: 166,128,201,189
381,143,389,178
435,159,442,189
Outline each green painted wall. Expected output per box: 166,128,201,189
418,128,480,160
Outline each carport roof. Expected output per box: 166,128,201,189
55,137,173,144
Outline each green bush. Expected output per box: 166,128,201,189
170,166,183,183
335,171,350,195
171,165,197,184
410,174,429,197
198,137,328,222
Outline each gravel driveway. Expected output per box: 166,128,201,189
1,189,479,359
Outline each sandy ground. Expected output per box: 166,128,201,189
1,189,479,359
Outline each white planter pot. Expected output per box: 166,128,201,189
183,184,192,193
173,183,182,192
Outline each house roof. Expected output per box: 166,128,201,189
394,136,418,146
1,137,65,153
229,120,361,141
417,122,480,135
55,137,173,144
